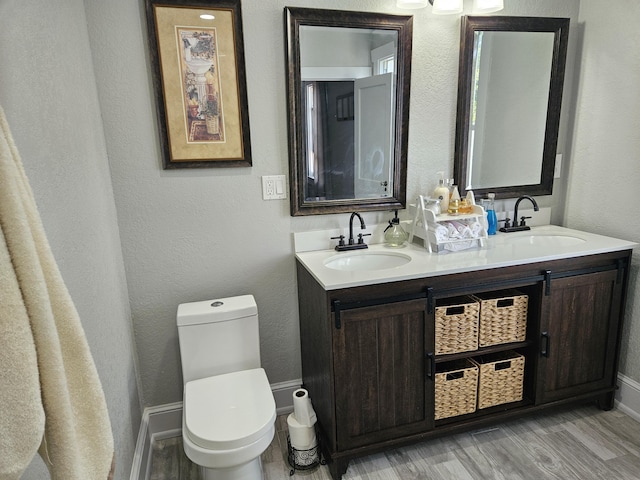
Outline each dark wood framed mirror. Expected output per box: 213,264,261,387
285,7,413,216
454,16,570,200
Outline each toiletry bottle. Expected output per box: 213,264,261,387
384,211,408,247
448,185,460,215
486,193,497,235
466,190,475,207
433,172,449,214
459,190,475,214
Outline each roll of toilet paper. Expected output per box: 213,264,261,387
292,388,317,427
287,413,317,451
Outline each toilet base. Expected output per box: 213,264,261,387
201,457,263,480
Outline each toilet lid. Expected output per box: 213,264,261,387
184,368,276,451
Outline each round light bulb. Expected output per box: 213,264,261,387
431,0,463,15
396,0,429,8
472,0,504,14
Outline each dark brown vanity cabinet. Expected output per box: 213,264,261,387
536,267,626,407
296,250,632,480
333,298,435,450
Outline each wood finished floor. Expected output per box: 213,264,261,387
149,403,640,480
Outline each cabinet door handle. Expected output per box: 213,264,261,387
426,287,434,314
544,270,552,296
426,352,436,380
540,331,550,357
616,258,625,284
333,300,342,329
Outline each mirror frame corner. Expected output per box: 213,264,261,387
453,15,570,200
285,7,413,216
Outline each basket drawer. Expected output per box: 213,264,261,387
472,351,525,409
472,289,528,347
435,296,479,355
435,359,478,420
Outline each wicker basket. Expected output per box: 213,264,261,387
472,351,525,409
472,289,528,347
435,296,479,355
205,115,219,134
435,359,478,420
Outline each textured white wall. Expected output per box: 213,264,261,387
567,0,640,382
0,0,140,478
10,0,640,476
85,0,580,407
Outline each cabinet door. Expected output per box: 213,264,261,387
536,269,623,405
333,298,434,451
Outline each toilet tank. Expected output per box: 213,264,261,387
177,295,260,384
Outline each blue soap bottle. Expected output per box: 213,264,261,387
486,193,497,235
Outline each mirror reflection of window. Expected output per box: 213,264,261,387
371,42,396,75
305,83,316,181
379,57,395,74
466,32,484,190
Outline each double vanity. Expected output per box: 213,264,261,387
295,225,636,479
286,7,633,479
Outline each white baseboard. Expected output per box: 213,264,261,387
616,373,640,422
130,380,301,480
271,378,302,415
130,402,183,480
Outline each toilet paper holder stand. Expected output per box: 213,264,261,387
287,428,324,476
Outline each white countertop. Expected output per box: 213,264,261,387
295,225,637,290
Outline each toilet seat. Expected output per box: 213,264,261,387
184,368,276,451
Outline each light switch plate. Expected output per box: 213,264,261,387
262,175,287,200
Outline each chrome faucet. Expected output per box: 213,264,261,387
500,195,540,233
331,212,370,251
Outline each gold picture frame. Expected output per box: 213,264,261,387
145,0,252,168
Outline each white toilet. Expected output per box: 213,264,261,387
177,295,276,480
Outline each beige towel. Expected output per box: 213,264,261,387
0,105,114,479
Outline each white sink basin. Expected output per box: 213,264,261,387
324,251,412,271
508,234,586,247
186,58,213,75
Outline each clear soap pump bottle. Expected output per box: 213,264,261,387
432,172,449,214
486,193,497,235
384,210,408,247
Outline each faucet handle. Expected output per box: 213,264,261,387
357,233,371,245
519,216,532,227
500,218,511,229
331,235,345,247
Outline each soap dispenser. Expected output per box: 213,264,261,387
486,193,497,235
384,211,408,247
432,172,449,214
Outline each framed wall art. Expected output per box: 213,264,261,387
145,0,252,168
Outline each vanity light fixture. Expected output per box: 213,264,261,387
429,0,463,15
396,0,463,14
472,0,504,14
397,0,502,14
396,0,429,9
